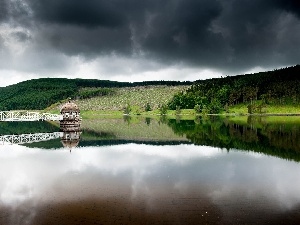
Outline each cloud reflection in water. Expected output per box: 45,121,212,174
0,143,300,224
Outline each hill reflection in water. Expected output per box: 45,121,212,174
1,116,300,162
78,116,300,162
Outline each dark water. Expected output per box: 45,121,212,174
1,117,300,225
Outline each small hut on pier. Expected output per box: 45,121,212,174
60,100,81,132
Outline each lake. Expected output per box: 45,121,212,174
1,116,300,225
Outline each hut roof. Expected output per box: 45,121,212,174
60,101,80,113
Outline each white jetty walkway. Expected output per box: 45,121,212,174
0,132,63,145
0,111,62,121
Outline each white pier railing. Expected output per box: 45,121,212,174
0,132,63,145
0,111,62,121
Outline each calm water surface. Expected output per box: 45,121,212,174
1,117,300,225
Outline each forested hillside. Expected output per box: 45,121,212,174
0,79,77,110
0,78,191,110
168,65,300,113
1,65,299,112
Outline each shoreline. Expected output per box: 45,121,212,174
46,109,300,119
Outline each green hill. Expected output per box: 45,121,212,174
0,79,191,111
0,78,76,110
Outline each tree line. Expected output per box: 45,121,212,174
168,65,300,113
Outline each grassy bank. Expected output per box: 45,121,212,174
47,107,300,120
225,115,300,127
229,103,300,115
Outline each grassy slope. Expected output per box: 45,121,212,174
75,85,188,112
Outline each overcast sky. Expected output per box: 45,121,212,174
0,0,299,87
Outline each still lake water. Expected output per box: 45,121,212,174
1,116,300,225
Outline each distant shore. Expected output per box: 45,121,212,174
70,110,300,120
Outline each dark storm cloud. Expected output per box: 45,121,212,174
29,0,161,27
275,0,300,18
30,0,126,28
25,0,299,73
137,0,299,72
27,0,160,56
28,0,225,59
0,0,8,21
1,0,300,76
211,0,300,71
139,0,225,65
12,31,31,42
0,0,33,27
